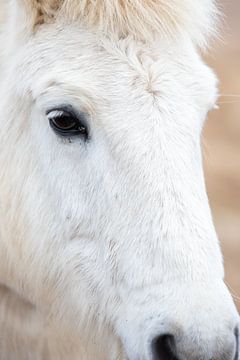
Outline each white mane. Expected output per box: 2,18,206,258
3,0,219,47
66,0,219,46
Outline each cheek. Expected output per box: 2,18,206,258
31,116,110,229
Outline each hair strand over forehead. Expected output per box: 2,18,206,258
5,0,219,47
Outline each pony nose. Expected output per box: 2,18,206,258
152,334,179,360
234,326,239,360
151,328,239,360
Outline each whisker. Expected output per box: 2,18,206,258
219,94,240,97
216,94,240,105
217,101,240,104
225,282,240,302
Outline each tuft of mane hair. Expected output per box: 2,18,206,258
61,0,219,47
4,0,219,48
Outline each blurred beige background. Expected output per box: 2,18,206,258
204,0,240,310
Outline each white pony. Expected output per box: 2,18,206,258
0,1,239,359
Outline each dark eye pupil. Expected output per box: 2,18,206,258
52,115,77,130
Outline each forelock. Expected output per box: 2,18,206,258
7,0,220,48
62,0,219,47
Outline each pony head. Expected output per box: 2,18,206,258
0,1,239,359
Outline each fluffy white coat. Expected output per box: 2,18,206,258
0,1,239,359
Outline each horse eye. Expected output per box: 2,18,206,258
47,108,88,139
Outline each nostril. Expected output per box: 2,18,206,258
234,326,239,360
152,334,179,360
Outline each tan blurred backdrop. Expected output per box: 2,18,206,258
204,0,240,310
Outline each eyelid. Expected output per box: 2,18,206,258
46,105,77,117
46,105,88,128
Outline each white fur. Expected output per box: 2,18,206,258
0,1,239,359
